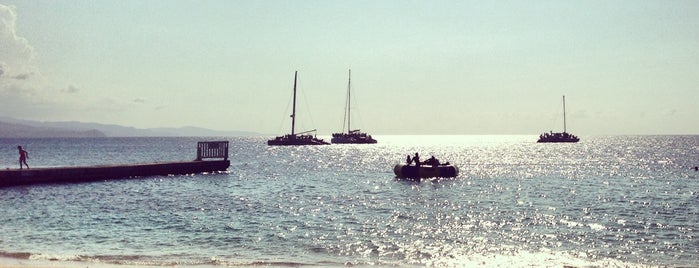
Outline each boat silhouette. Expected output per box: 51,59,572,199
268,71,329,146
538,95,579,143
331,69,377,144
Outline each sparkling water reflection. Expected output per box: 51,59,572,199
0,136,697,267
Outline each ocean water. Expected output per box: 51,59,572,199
0,136,697,267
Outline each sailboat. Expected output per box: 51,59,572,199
268,71,329,146
537,95,580,143
331,70,377,144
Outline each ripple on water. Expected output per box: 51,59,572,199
0,136,697,267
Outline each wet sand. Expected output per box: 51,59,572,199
0,257,163,268
0,257,258,268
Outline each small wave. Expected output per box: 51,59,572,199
431,249,649,268
588,223,606,231
218,260,314,267
29,253,87,262
0,250,31,260
6,252,329,267
27,253,182,266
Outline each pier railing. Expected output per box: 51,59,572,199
196,141,229,161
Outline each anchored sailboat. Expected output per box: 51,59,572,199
331,70,377,144
538,95,579,143
268,71,329,146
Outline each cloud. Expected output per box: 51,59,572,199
0,4,117,124
133,98,146,103
1,4,37,107
12,72,32,80
662,108,677,117
0,4,56,121
61,85,80,94
0,4,36,80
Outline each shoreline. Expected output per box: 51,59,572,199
0,257,229,268
0,256,326,268
0,257,151,268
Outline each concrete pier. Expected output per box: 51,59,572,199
0,141,231,188
0,160,230,187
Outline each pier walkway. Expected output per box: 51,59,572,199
0,141,230,188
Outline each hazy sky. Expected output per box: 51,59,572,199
1,1,698,135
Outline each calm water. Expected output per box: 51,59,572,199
0,136,697,267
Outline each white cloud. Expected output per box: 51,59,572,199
0,4,42,120
0,4,36,80
0,4,81,121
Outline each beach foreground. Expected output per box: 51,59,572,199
0,257,164,268
0,257,232,268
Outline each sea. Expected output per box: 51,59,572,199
0,135,697,267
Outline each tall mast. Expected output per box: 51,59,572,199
291,71,298,136
347,69,351,133
562,95,567,133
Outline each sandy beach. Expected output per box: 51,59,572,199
0,257,278,268
1,259,83,268
0,257,167,268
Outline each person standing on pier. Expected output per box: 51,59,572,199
18,146,29,169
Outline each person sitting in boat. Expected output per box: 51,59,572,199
412,153,421,166
406,155,412,165
425,156,440,167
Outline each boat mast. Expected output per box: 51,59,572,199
291,71,298,136
347,69,351,133
562,95,567,133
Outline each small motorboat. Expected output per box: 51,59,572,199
393,163,459,179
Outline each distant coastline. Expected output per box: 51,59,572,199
0,121,106,138
0,117,260,138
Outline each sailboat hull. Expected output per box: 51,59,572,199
331,133,377,144
537,137,579,143
268,134,329,146
537,132,579,143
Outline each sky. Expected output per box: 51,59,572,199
1,1,698,135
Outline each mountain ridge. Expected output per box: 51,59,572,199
0,117,260,137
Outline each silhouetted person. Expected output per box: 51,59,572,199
18,146,29,169
413,152,420,166
406,155,412,165
427,156,440,167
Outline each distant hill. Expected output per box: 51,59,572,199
149,126,259,137
0,121,106,138
0,117,260,137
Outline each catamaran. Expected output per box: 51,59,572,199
268,71,329,146
538,95,580,143
331,70,377,144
